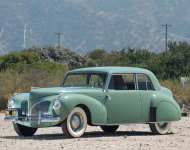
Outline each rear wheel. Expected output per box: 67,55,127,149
13,123,37,137
61,107,87,138
149,122,171,135
100,125,119,133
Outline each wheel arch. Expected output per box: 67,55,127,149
59,94,107,125
76,104,92,125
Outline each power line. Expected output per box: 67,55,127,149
55,32,64,49
161,24,172,52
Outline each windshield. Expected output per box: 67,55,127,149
63,73,107,88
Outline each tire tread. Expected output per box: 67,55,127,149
100,125,119,133
13,123,37,137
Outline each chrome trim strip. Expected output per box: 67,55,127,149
4,115,60,124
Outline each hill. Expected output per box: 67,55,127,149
1,0,190,53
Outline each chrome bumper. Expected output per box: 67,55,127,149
4,110,60,124
4,115,60,123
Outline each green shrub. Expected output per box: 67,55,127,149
0,51,41,71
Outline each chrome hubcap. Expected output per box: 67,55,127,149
70,114,82,130
157,123,168,129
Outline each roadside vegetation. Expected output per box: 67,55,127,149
0,41,190,110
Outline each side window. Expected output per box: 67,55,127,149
108,74,136,90
88,74,106,88
64,74,87,87
137,74,154,90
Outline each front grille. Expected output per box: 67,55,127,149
30,101,51,116
21,101,28,116
29,101,51,124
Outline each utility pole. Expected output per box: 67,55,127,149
55,32,64,49
23,24,32,49
23,24,27,49
28,24,32,48
161,24,172,52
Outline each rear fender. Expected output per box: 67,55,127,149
149,92,181,122
156,101,181,122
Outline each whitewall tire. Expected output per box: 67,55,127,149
149,122,171,135
62,107,87,138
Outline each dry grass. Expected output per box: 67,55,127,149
0,69,190,110
161,80,190,105
0,63,68,110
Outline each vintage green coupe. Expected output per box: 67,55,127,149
5,67,181,138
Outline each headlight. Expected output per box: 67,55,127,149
53,100,61,111
7,99,15,108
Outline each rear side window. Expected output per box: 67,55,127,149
137,74,154,90
108,74,136,90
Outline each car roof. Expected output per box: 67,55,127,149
68,67,161,90
69,67,153,75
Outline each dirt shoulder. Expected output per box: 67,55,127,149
0,114,189,150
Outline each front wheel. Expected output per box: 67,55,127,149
149,122,171,135
61,107,87,138
100,125,119,133
13,123,37,136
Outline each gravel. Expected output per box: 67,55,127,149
0,114,189,150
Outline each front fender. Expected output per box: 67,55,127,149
58,94,107,125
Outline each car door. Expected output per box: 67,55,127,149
136,73,156,122
105,73,141,124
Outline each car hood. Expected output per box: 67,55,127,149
30,87,103,100
30,87,65,99
10,87,103,111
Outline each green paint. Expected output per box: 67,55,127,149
5,67,181,128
